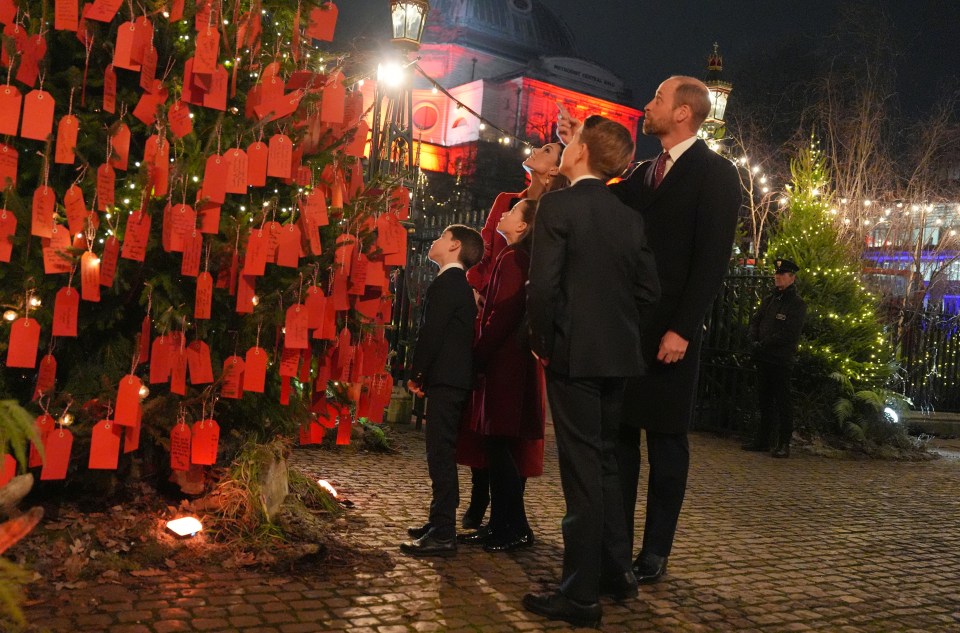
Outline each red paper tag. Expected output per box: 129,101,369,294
7,318,40,368
242,228,268,276
243,347,267,393
345,119,369,158
81,251,101,302
267,134,292,178
305,287,326,329
28,414,54,468
42,225,73,274
285,304,310,349
123,413,141,453
170,423,191,471
89,420,122,469
194,26,220,74
103,63,117,113
181,230,202,277
201,154,227,204
33,353,57,399
40,428,73,480
31,186,55,238
121,211,151,262
223,148,248,194
0,143,16,188
97,163,115,211
246,141,268,186
0,453,14,487
139,46,158,92
149,335,173,384
201,65,228,111
0,209,13,263
114,374,143,426
55,0,80,31
168,0,185,22
168,100,193,138
191,419,219,465
320,76,345,124
197,201,220,234
335,414,352,445
236,273,255,314
221,356,244,399
86,0,122,23
276,224,301,268
139,315,151,364
113,21,141,70
20,90,56,141
52,287,79,337
194,271,213,319
170,347,187,395
307,3,338,41
186,340,214,384
263,221,281,264
279,347,300,378
109,123,131,170
63,185,87,235
0,85,22,136
99,236,120,288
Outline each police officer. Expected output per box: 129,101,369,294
743,259,807,457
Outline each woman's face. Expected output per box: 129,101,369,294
522,143,561,176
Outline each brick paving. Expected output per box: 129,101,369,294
23,423,960,632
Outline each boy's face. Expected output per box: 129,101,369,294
428,230,458,266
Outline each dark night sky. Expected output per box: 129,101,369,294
335,1,959,132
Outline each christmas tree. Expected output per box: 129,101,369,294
764,142,894,430
0,0,404,485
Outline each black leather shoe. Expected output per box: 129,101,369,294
772,445,790,458
483,529,534,553
522,591,601,628
599,571,639,601
399,529,457,558
457,524,493,544
632,552,668,584
407,522,431,539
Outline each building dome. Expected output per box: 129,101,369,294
424,0,577,61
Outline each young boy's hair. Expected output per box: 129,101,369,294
445,224,484,269
580,115,635,180
514,199,539,250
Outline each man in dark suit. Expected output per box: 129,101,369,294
523,116,660,628
608,76,742,583
401,224,484,557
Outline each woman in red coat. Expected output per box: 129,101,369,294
470,199,545,552
458,143,565,530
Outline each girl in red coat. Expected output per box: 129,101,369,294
465,199,546,552
459,143,565,530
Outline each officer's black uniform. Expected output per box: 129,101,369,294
745,259,807,457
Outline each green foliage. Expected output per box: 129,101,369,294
288,469,341,515
0,557,31,628
0,400,39,467
829,372,912,448
766,141,894,420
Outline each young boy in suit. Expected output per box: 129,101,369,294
524,116,660,627
402,224,484,557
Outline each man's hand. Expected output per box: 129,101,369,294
406,379,425,398
657,330,689,364
556,102,582,146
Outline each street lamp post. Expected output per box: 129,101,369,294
701,42,732,145
368,1,430,182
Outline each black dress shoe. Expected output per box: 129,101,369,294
632,552,668,584
522,591,601,628
599,571,639,601
407,522,431,539
399,529,457,558
483,529,534,553
457,524,493,545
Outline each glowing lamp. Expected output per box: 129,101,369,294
317,479,338,498
883,407,899,424
389,0,430,50
138,384,150,399
166,517,203,537
3,310,17,322
377,61,406,90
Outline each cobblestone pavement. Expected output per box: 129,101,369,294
24,423,960,633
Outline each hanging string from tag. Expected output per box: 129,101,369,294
81,35,94,106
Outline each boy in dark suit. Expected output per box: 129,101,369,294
524,116,660,627
401,224,484,557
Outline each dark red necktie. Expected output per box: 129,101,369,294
653,151,668,189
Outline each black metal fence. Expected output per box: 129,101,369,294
890,306,960,412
